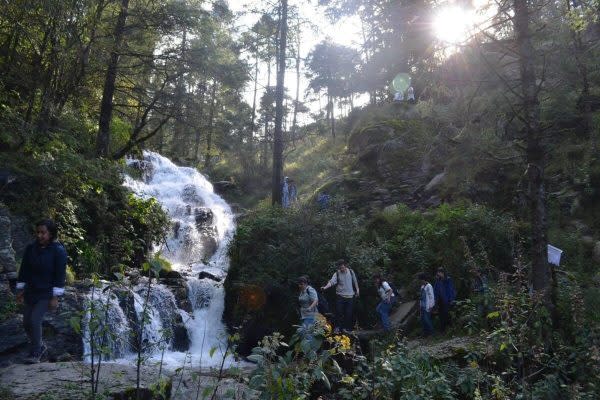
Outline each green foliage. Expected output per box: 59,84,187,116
370,203,517,300
0,147,168,277
0,294,17,323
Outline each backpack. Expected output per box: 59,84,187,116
387,281,400,297
336,268,359,295
306,287,330,315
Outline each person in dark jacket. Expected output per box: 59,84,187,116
15,219,67,364
433,267,456,333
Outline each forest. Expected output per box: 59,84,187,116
1,0,600,399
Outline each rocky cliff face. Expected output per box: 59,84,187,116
318,119,454,213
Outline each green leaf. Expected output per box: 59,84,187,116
209,346,217,358
246,354,264,363
487,311,500,319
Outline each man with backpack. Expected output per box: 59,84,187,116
321,259,359,334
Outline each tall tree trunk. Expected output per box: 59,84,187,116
262,54,272,170
272,0,288,206
329,95,335,139
193,79,207,162
96,0,130,158
291,16,301,144
204,82,217,170
172,27,188,159
251,57,259,137
513,0,551,300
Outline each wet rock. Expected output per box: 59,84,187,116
199,271,221,282
159,270,183,281
128,160,154,183
194,208,213,227
173,221,181,239
171,314,190,352
182,185,203,205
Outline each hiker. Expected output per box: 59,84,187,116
407,86,415,103
282,177,290,208
433,267,456,332
471,268,489,315
418,273,435,336
297,275,318,329
375,274,396,332
288,179,298,205
321,259,359,334
393,91,404,102
15,219,67,364
317,193,330,209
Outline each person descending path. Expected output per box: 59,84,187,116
407,86,415,103
321,259,359,334
16,219,67,364
375,274,396,332
297,275,318,330
282,177,290,208
433,267,456,333
418,273,435,337
288,179,298,205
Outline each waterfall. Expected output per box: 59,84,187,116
83,151,237,368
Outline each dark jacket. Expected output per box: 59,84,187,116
433,276,456,306
17,241,67,300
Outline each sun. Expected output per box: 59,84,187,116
433,6,475,45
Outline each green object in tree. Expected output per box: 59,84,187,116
392,73,411,92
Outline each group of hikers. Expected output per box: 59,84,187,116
297,259,488,337
393,86,416,103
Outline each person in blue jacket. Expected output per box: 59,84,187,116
15,219,67,364
433,267,456,333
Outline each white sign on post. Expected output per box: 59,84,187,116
547,244,563,266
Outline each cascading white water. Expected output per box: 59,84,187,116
83,151,237,368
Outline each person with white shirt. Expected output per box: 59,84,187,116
418,272,435,336
375,275,396,331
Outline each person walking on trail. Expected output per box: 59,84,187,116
407,86,415,103
393,91,404,102
297,275,318,329
282,177,290,208
433,267,456,333
15,219,67,364
418,273,435,337
375,275,396,332
470,268,489,316
321,259,359,334
288,179,298,205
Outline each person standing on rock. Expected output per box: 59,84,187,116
375,274,396,332
418,273,435,337
321,259,359,334
15,219,67,364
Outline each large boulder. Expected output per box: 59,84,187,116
0,286,84,365
0,209,17,280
